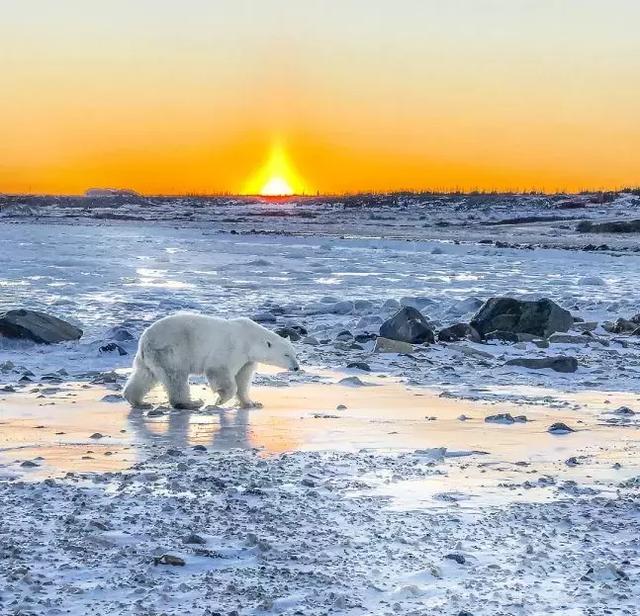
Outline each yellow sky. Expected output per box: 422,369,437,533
1,0,639,194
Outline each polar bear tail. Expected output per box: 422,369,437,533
123,350,157,407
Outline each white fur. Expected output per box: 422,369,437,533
123,313,299,409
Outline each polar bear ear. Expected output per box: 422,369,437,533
266,341,272,348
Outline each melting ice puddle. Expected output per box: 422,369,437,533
0,372,638,489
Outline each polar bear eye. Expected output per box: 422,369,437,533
267,341,272,348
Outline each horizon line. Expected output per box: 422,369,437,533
2,186,639,199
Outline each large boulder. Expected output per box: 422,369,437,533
0,309,82,344
505,356,578,373
471,297,572,339
379,307,435,344
437,323,481,343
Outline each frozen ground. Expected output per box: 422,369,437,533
1,194,639,615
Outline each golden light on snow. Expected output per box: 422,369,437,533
243,143,308,196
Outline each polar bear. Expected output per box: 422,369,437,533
123,313,299,409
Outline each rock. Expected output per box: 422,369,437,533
505,356,578,373
565,457,580,466
335,330,353,341
485,330,519,343
580,564,629,582
252,311,276,323
98,342,128,356
89,432,105,439
578,276,606,286
346,361,371,371
0,360,15,372
611,318,637,334
380,307,435,344
302,336,320,345
471,297,573,339
338,376,372,387
101,394,123,403
382,299,401,311
612,406,635,416
154,554,186,566
446,297,483,316
192,444,207,451
548,333,589,345
573,321,598,332
484,413,527,424
275,327,301,342
400,296,434,310
104,326,135,341
0,308,82,344
444,553,466,565
336,404,347,410
373,337,414,354
20,460,39,468
577,219,640,234
548,422,575,434
183,533,207,545
437,323,481,343
448,344,494,359
354,332,377,343
331,300,355,315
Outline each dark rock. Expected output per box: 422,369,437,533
444,553,466,564
471,297,572,339
437,323,481,343
154,554,185,566
275,327,301,342
548,422,575,434
192,444,207,451
0,308,82,344
379,307,435,344
183,533,207,545
484,413,527,424
577,219,640,234
346,361,371,372
505,356,578,373
611,318,637,334
354,332,377,343
99,342,128,356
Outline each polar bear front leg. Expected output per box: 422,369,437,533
235,362,262,409
207,368,237,406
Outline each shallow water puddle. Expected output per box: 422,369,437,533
1,374,638,492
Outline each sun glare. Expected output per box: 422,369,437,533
243,143,308,196
260,176,294,196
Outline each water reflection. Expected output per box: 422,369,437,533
127,406,251,450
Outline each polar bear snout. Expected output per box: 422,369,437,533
285,353,300,371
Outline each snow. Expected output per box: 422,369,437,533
1,193,639,614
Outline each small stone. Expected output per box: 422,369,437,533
183,533,207,545
89,432,105,439
154,554,185,566
346,361,371,372
444,553,466,565
548,422,575,434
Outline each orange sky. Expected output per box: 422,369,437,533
1,0,639,194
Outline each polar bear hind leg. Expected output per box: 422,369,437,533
206,368,238,406
123,360,157,408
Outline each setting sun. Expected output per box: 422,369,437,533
260,176,294,197
242,143,309,196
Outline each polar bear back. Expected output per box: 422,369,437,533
139,313,260,376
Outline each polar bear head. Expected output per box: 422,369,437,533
247,320,300,371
